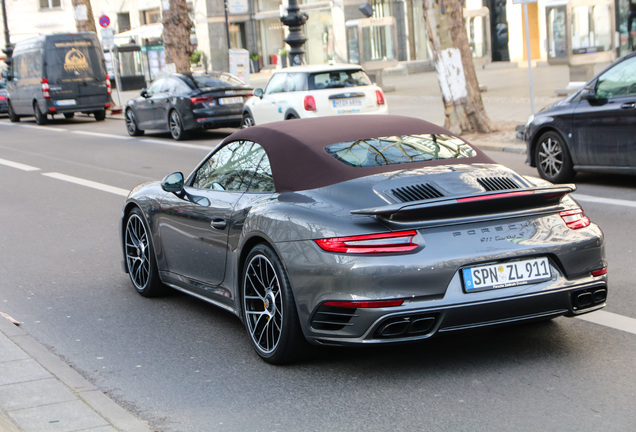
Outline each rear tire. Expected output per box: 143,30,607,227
169,109,189,140
33,102,47,125
241,112,254,128
94,109,106,121
242,244,309,364
7,101,20,122
63,113,75,119
535,131,574,183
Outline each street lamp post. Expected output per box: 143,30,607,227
280,0,307,66
1,0,12,62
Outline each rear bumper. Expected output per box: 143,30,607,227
193,113,242,129
305,280,607,346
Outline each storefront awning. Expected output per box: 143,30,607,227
114,24,163,42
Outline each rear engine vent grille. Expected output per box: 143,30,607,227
391,183,444,203
311,305,358,331
477,177,521,191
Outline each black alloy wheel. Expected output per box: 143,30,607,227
535,131,574,183
169,109,189,140
241,112,255,128
125,109,144,136
124,208,166,297
94,109,106,121
7,101,20,122
242,244,307,364
33,102,48,125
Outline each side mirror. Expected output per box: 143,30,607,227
254,88,264,98
140,89,149,98
580,86,596,101
161,172,184,194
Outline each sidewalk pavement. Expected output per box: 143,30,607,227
0,315,153,432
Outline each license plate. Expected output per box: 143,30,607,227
219,96,243,105
462,257,551,292
333,98,363,108
56,99,76,106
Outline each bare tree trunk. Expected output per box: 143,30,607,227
422,0,494,134
72,0,97,33
162,0,193,73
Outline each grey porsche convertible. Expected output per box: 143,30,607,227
120,115,607,364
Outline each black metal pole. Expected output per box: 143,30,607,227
280,0,307,66
1,0,12,61
224,0,231,51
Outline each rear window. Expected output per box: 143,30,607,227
308,70,372,90
45,39,106,82
192,73,245,88
324,134,477,168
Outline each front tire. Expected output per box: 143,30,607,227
34,102,47,125
125,109,144,136
7,101,20,122
242,244,307,364
169,109,189,140
124,208,166,297
535,131,574,183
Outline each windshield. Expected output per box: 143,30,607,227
192,73,245,88
325,134,477,167
308,69,372,90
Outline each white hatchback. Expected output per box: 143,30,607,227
242,64,388,127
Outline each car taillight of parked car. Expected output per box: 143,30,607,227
41,78,50,99
106,74,112,95
376,89,385,106
304,95,316,111
0,94,6,101
191,96,216,106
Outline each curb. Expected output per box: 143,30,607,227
0,316,153,432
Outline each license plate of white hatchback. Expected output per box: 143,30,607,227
333,98,362,108
462,257,551,292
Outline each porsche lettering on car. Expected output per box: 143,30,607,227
120,115,607,364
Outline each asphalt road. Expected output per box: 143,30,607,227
1,116,635,432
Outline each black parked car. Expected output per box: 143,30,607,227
525,51,636,182
125,72,253,140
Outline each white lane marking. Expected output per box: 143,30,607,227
72,130,134,140
577,310,636,336
573,193,636,209
0,157,41,171
18,125,67,132
42,172,129,197
139,138,214,151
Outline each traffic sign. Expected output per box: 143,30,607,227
99,15,111,28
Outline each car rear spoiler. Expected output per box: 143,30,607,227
351,185,576,221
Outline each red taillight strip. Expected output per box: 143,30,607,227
191,96,216,104
457,191,534,203
559,209,590,230
323,299,404,308
315,230,418,254
591,267,607,277
375,89,385,105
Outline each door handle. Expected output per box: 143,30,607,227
210,218,227,230
621,102,636,109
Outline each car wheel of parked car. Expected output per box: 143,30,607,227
242,244,307,365
535,131,574,183
169,109,189,140
241,112,255,128
125,109,144,136
94,109,106,121
63,113,75,119
124,208,167,297
7,101,20,123
33,102,47,125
